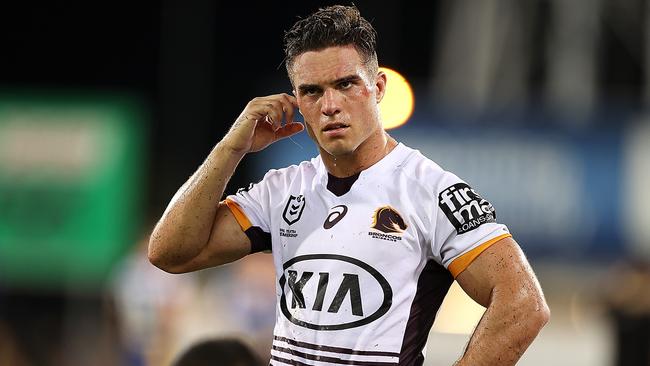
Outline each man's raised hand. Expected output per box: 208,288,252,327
223,93,304,154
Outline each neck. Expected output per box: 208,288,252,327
320,131,398,177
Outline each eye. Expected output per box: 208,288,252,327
302,87,321,97
338,80,353,90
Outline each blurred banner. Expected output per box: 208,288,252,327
391,123,623,259
624,121,650,258
0,94,146,291
246,112,648,262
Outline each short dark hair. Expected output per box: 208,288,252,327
283,4,378,79
172,338,261,366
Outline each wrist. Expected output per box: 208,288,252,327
218,138,249,158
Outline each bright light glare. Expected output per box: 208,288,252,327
379,67,414,130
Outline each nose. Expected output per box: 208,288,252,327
320,88,341,117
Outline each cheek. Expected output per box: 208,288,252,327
353,88,377,115
297,104,316,135
352,87,378,115
299,104,323,131
300,106,317,124
298,100,315,116
304,121,316,140
345,88,370,103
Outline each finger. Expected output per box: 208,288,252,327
255,94,297,127
284,93,298,107
287,95,303,122
262,102,283,130
280,93,298,123
282,99,295,124
278,94,296,128
239,97,265,123
275,122,304,140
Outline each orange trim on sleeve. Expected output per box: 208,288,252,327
448,233,512,278
223,199,252,231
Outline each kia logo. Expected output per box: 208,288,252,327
279,254,393,331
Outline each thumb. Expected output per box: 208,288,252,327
275,122,304,140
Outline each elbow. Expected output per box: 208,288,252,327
147,235,184,274
521,297,551,333
148,249,187,274
536,300,551,328
147,236,167,270
147,248,164,270
147,230,163,265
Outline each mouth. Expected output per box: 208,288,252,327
322,122,350,133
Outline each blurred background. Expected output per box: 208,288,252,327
1,0,649,365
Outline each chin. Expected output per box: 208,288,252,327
322,142,356,157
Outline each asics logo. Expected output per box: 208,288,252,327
323,205,348,229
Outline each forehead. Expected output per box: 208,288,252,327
291,45,367,86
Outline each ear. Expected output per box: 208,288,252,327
375,70,387,104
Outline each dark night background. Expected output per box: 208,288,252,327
2,1,645,217
0,1,442,219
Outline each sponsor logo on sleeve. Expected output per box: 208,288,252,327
438,183,496,234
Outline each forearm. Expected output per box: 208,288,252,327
148,140,245,267
454,296,549,366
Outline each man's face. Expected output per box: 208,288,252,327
291,45,386,157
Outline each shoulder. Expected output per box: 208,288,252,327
231,158,318,202
263,157,319,179
256,157,319,187
395,144,456,193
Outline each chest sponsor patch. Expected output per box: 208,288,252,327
279,254,393,331
438,183,496,234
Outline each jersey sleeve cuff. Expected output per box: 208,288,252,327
223,198,272,253
447,233,512,278
224,198,252,231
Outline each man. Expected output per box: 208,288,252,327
149,5,549,366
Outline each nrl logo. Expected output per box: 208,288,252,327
283,195,306,225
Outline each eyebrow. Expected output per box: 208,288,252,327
297,74,362,94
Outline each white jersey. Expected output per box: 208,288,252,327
225,143,511,366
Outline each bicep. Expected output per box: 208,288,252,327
455,237,543,307
168,202,252,273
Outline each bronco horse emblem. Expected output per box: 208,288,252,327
372,206,407,233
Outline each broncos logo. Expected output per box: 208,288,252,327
372,206,407,234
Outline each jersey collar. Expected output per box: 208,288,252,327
315,142,409,193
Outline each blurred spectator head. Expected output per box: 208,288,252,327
171,338,262,366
